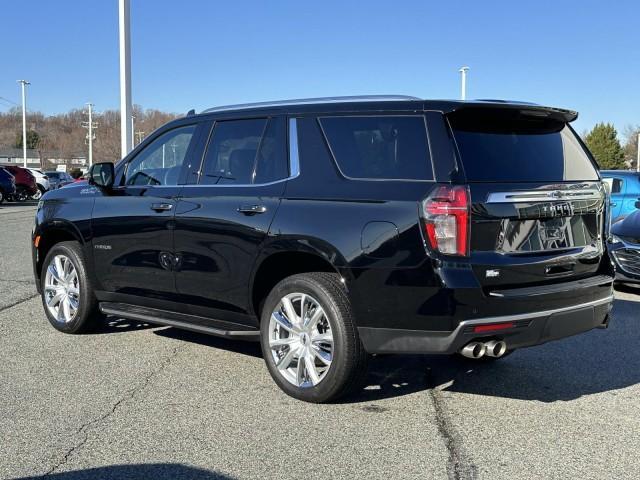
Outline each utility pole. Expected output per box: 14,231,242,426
637,132,639,173
459,66,469,101
135,130,145,146
17,80,30,167
119,0,133,158
82,103,98,167
131,114,135,150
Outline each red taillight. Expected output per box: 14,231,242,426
473,322,515,333
422,185,470,256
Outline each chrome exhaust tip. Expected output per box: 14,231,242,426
460,341,486,359
484,340,507,358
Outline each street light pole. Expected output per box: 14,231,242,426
459,67,469,101
17,80,30,167
119,0,133,158
637,132,639,173
86,103,94,167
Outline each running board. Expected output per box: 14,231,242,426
99,302,260,340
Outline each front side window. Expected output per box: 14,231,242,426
125,125,196,186
319,116,433,180
200,118,288,185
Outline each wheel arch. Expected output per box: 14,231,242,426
250,241,352,321
35,221,86,282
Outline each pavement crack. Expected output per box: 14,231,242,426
42,344,184,476
0,293,39,313
425,368,478,480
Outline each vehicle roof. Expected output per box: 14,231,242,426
600,170,639,177
189,96,577,122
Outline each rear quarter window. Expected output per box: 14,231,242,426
319,115,433,180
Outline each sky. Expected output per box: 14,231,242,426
1,0,638,136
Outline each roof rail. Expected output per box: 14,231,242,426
202,95,421,113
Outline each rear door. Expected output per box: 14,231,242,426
606,176,626,220
447,107,606,289
172,116,289,326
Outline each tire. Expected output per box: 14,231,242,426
31,185,45,200
260,272,368,403
15,187,27,202
40,241,102,334
0,190,4,204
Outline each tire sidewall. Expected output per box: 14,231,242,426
260,275,352,403
41,242,95,334
31,186,44,200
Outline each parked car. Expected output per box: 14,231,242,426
27,168,50,200
600,170,640,222
609,204,640,285
3,165,38,201
0,167,16,203
32,96,614,403
45,171,74,189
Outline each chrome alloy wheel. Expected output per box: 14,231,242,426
44,254,80,323
268,293,334,388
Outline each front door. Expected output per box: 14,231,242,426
92,123,203,305
173,116,290,326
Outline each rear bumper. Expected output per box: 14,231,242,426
359,294,613,354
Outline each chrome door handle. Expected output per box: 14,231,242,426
151,203,173,212
238,205,267,215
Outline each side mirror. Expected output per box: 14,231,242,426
88,162,115,189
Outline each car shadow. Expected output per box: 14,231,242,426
14,463,234,479
92,315,156,334
153,326,263,358
344,297,640,404
102,298,640,404
0,200,38,209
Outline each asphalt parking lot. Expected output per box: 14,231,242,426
1,202,639,480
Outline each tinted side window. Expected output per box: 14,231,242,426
254,117,288,184
200,119,267,185
125,125,196,186
319,116,433,180
200,118,288,185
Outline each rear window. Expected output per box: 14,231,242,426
448,109,599,182
319,116,433,180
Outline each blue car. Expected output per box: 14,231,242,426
601,170,640,222
609,207,640,284
0,167,16,203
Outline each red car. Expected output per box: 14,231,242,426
3,165,38,201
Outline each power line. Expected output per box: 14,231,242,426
0,96,19,106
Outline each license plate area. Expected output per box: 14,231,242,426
497,214,598,253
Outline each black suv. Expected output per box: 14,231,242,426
32,96,614,402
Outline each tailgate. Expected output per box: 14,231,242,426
447,106,606,289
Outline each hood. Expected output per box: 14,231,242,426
612,209,640,237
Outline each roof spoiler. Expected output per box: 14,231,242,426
445,102,578,123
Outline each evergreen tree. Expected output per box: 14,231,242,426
14,130,40,150
584,123,626,169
